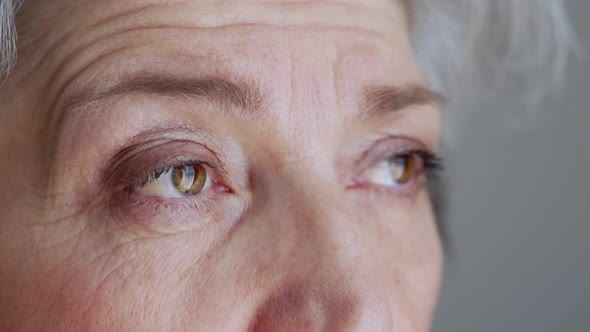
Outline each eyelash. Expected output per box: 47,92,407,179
405,149,444,182
126,159,216,193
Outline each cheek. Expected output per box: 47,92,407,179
373,194,443,331
43,232,202,331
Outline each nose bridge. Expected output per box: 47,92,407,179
289,174,364,274
247,149,393,331
261,146,363,269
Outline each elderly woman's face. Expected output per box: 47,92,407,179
0,0,442,330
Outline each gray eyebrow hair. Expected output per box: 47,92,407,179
58,75,266,117
361,85,444,117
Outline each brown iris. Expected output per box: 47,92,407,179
390,155,415,184
172,164,207,195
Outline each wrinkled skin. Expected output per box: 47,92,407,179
0,0,442,331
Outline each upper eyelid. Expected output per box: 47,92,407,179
104,140,226,191
351,136,429,174
131,160,215,189
100,124,225,175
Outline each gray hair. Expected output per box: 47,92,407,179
0,0,21,81
0,0,575,100
411,0,574,104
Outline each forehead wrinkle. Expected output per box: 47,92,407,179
20,0,407,117
17,0,403,81
17,1,171,80
44,18,396,117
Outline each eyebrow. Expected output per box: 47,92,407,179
361,85,444,117
58,75,266,117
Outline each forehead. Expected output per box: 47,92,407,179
10,0,428,143
16,0,417,85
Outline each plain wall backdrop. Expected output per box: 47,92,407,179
433,1,590,331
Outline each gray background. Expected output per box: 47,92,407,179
433,1,590,331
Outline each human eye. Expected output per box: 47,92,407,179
133,162,212,199
106,140,241,233
348,137,443,195
362,150,441,188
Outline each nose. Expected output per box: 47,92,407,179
246,157,394,331
248,280,393,332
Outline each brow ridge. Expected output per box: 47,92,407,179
108,75,264,113
53,74,267,128
362,85,444,117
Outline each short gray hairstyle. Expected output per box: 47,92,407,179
0,0,575,100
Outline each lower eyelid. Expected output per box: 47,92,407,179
109,189,221,233
130,183,217,205
347,169,424,197
121,174,235,214
119,173,232,220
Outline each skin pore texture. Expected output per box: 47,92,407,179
0,0,442,331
